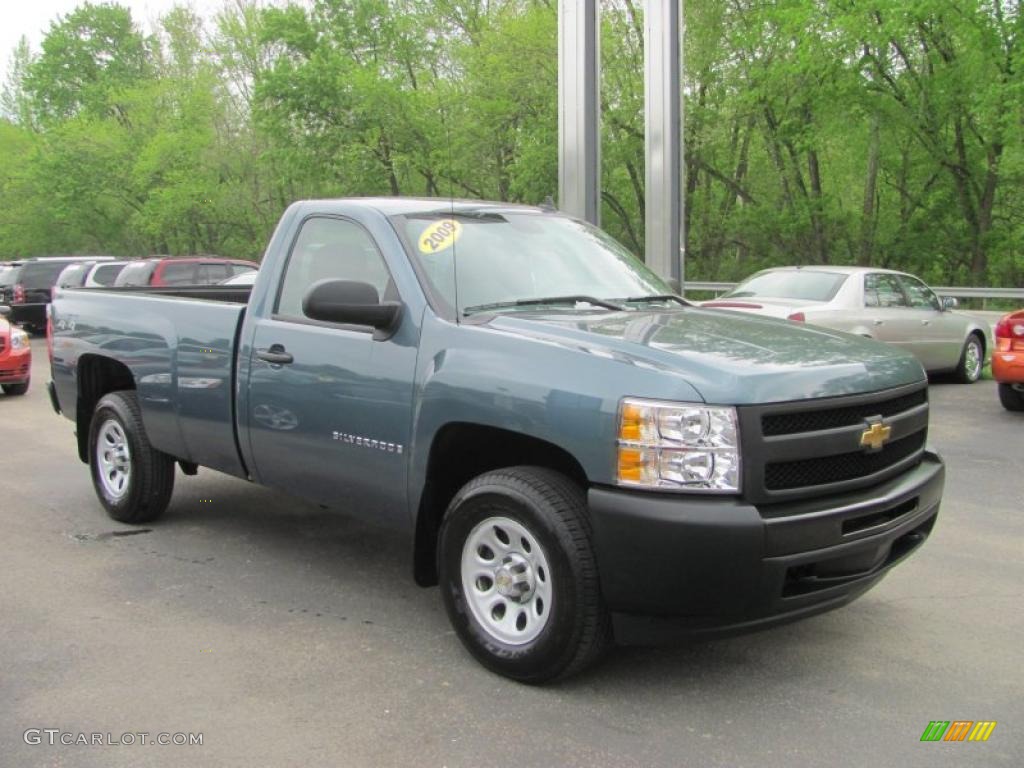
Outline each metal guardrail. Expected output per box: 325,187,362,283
683,281,1024,302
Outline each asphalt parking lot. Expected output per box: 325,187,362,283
1,339,1021,768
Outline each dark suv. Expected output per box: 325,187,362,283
7,257,114,333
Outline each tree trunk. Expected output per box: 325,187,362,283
858,113,881,266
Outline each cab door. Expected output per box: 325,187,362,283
244,215,417,530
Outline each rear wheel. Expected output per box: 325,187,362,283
2,380,29,396
954,334,984,384
438,466,610,683
998,383,1024,412
88,391,175,523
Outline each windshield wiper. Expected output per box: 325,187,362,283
463,295,626,316
618,294,689,307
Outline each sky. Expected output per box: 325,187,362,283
0,0,230,82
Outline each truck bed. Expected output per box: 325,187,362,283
50,286,251,478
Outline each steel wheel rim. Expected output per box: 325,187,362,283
965,340,982,380
460,515,553,645
97,419,132,500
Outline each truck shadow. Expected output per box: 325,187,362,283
138,471,905,692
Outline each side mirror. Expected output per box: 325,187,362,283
301,279,400,337
941,296,958,311
0,305,10,317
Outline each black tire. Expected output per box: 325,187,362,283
438,466,610,683
2,379,29,396
998,383,1024,412
88,391,175,523
954,333,984,384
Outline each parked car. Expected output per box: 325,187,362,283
114,257,257,288
57,259,133,289
0,305,31,395
702,266,990,382
56,260,131,289
993,310,1024,411
220,269,258,286
49,198,944,682
6,257,115,333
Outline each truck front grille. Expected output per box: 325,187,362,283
764,430,926,490
762,389,927,436
738,382,929,505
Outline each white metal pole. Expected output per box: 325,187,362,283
644,0,683,285
557,0,601,225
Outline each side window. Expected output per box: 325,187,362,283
196,263,230,284
161,262,196,285
276,217,392,320
898,275,940,310
92,264,123,285
864,273,906,308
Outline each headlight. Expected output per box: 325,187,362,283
616,398,741,493
10,330,29,350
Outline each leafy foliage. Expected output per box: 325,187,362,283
0,0,1020,288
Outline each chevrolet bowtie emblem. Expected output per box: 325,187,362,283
860,421,892,452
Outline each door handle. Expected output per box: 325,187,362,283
256,345,293,365
873,319,883,326
922,319,931,325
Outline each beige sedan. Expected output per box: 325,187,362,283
702,266,991,382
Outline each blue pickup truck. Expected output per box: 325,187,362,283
48,198,944,681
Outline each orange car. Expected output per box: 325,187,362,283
993,309,1024,411
0,306,32,396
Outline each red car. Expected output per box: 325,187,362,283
993,310,1024,411
0,306,31,395
113,257,256,288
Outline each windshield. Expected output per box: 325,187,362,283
58,264,91,287
393,211,670,315
115,261,156,286
725,270,847,302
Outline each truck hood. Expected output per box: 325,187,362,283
488,307,925,405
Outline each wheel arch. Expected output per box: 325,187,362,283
75,354,136,463
966,327,987,357
412,422,588,587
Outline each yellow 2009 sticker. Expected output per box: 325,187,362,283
418,219,463,254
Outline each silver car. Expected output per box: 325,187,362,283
702,266,990,383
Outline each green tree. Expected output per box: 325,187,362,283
24,2,152,123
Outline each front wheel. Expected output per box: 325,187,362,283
998,383,1024,412
88,391,175,523
954,334,984,384
438,467,610,683
2,379,29,396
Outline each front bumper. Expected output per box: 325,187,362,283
0,347,31,385
588,451,944,644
